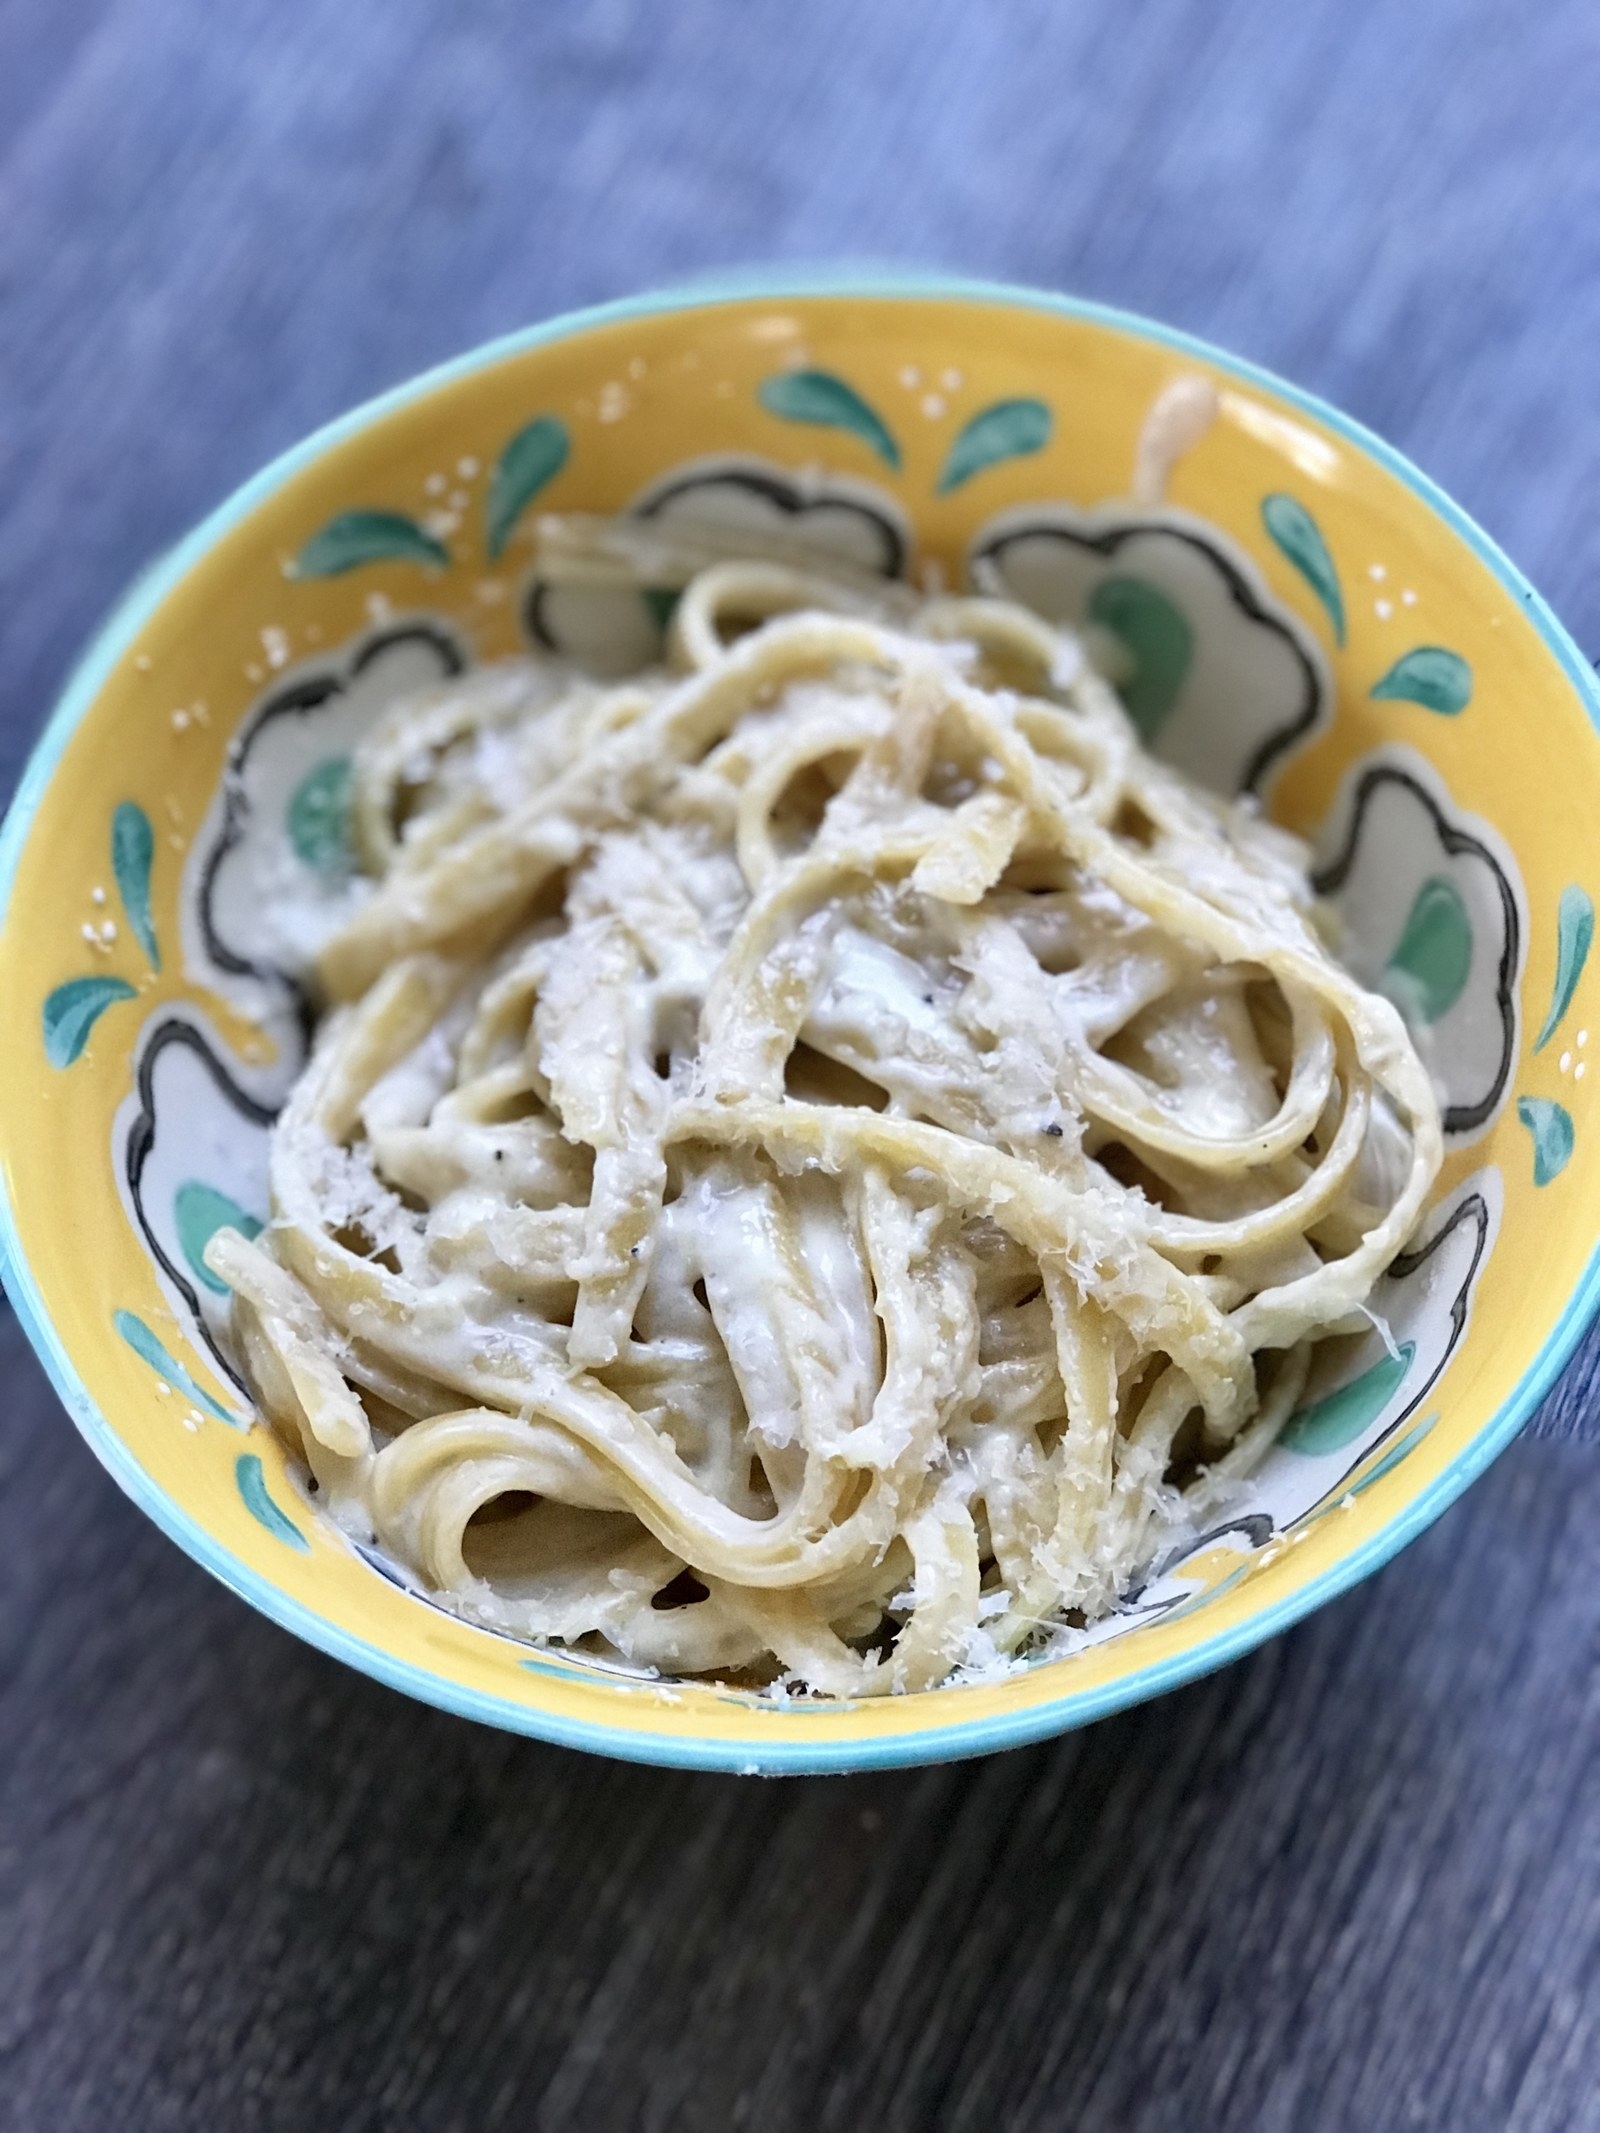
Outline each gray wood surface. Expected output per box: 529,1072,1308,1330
4,3,1600,2126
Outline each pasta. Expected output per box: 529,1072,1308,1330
209,536,1443,1697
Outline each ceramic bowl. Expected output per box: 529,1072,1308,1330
4,274,1597,1773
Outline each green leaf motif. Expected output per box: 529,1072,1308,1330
1535,884,1595,1051
1279,1342,1415,1456
111,801,159,970
288,755,355,877
1385,875,1472,1024
113,1307,239,1424
43,975,136,1068
293,510,449,578
1518,1096,1575,1186
1260,493,1346,647
757,370,900,468
1370,645,1472,716
236,1453,310,1552
175,1182,264,1295
936,398,1052,494
1087,576,1194,743
486,415,570,561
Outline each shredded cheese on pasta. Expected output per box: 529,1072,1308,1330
209,551,1442,1696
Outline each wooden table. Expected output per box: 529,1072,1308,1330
4,4,1600,2125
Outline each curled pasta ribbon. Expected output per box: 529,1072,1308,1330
215,551,1441,1697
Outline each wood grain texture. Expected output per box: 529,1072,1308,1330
3,2,1600,2126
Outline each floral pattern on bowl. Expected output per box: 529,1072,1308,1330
115,1006,278,1389
1313,746,1523,1139
186,621,468,1043
524,454,909,672
968,503,1330,795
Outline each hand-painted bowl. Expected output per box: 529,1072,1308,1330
4,274,1597,1773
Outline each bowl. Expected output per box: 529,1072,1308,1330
3,272,1598,1774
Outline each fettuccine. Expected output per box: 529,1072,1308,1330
210,546,1441,1696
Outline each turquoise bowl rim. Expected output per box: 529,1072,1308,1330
3,269,1598,1774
